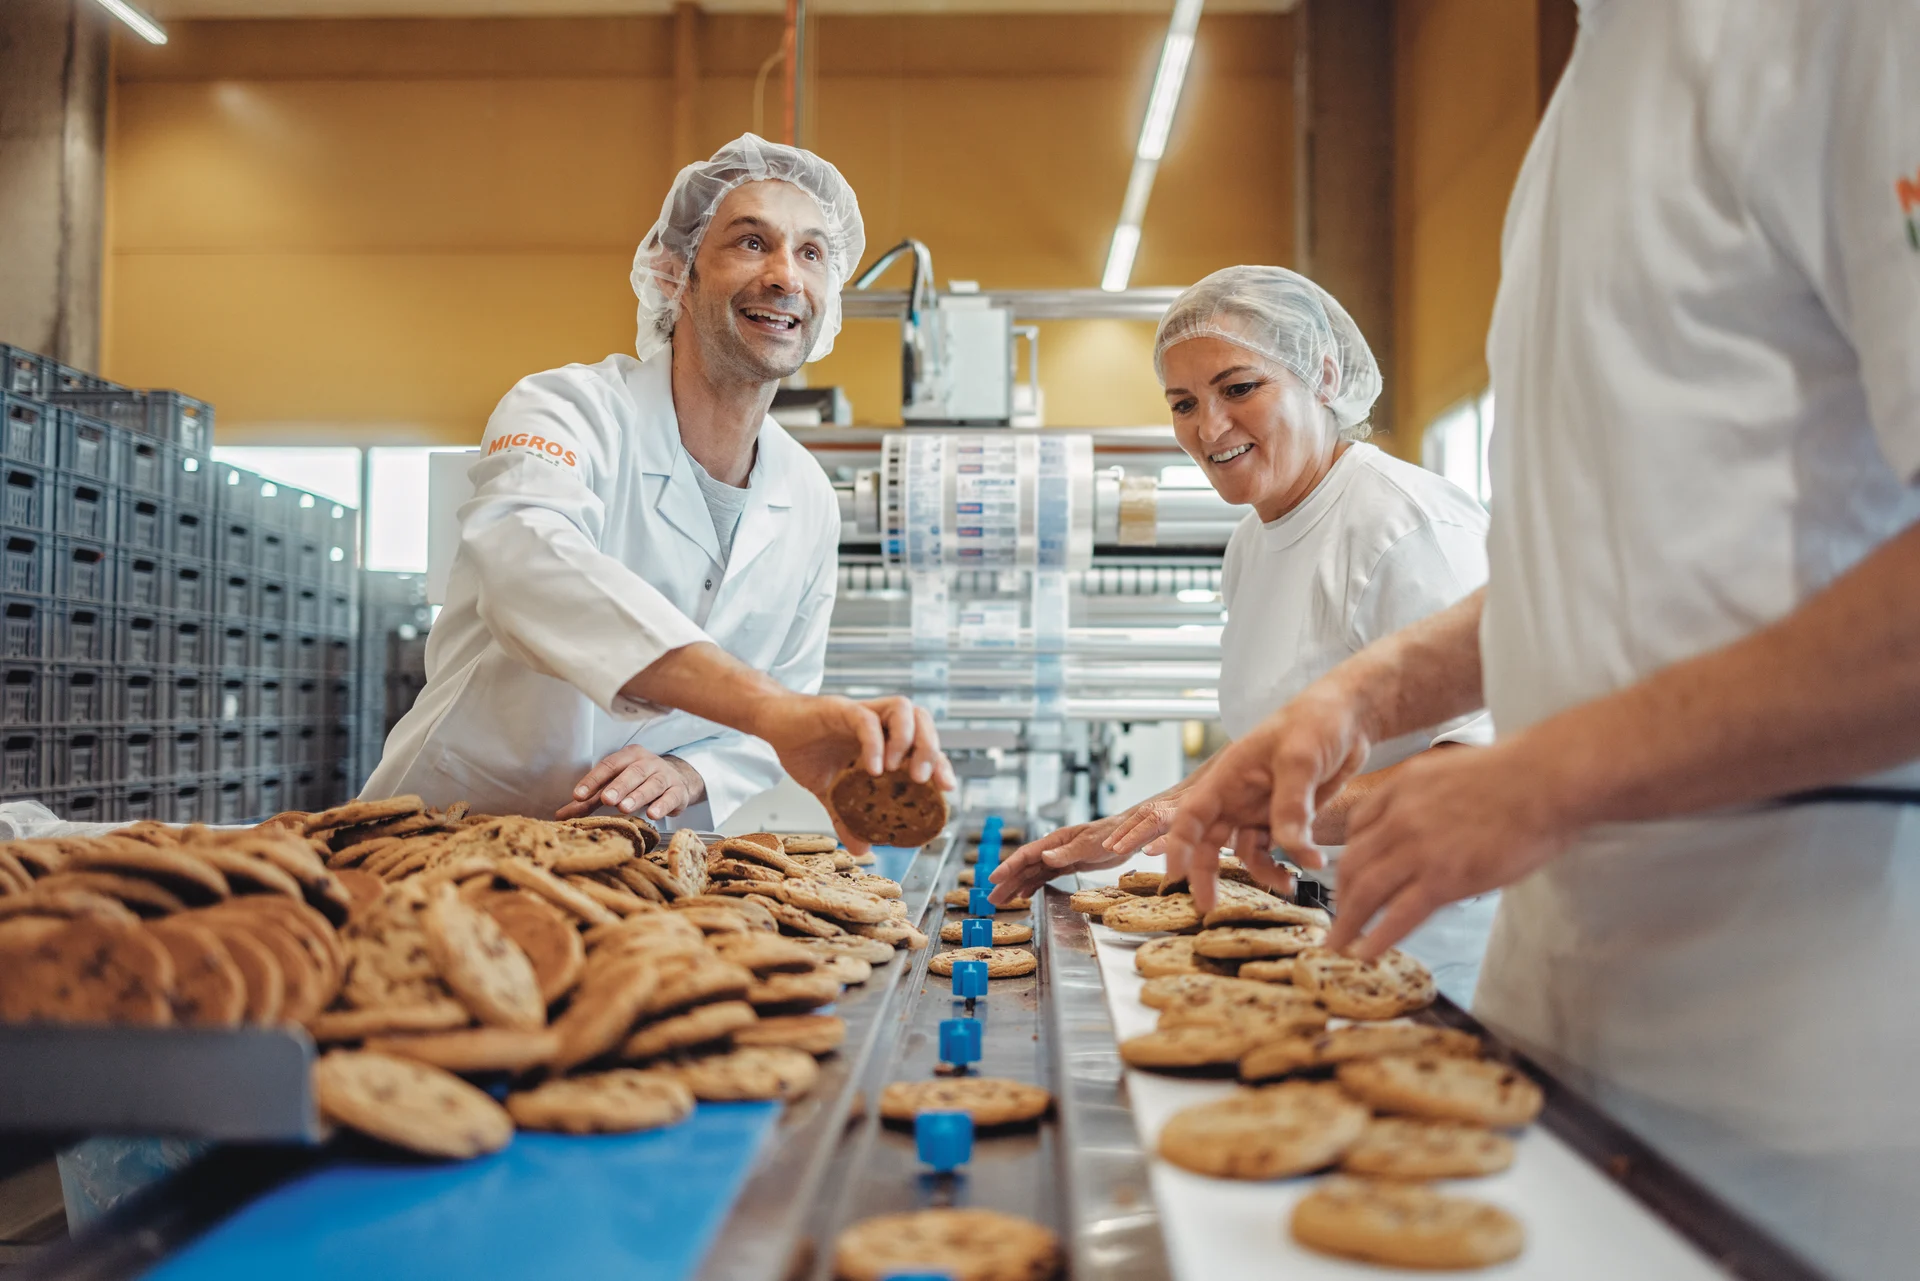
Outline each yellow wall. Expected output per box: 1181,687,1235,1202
106,13,1293,444
1390,0,1541,450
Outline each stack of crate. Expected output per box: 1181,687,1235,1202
0,343,361,824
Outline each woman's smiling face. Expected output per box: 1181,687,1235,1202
1160,335,1343,521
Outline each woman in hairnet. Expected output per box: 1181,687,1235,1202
366,134,950,846
990,264,1496,998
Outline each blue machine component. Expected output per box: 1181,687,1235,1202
960,917,993,948
884,1273,956,1281
967,887,994,917
938,1017,983,1069
950,960,989,1002
914,1110,975,1174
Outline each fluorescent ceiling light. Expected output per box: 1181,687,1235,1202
93,0,168,44
1101,0,1203,291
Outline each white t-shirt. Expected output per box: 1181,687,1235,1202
1219,442,1494,763
1482,0,1920,785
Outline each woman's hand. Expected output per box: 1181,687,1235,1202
556,746,705,821
988,817,1132,903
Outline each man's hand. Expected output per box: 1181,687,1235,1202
988,817,1129,904
556,746,704,821
752,692,956,854
1328,741,1569,958
1163,683,1376,912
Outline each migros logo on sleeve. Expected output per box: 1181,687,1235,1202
1901,167,1920,252
486,432,578,468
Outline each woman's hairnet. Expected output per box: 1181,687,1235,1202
1153,265,1382,431
631,133,866,365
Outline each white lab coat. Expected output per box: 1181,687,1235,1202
1475,2,1920,1276
363,350,842,828
1218,443,1498,1004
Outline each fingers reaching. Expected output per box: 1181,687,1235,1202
879,697,915,772
850,703,887,776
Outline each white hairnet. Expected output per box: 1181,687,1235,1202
1153,265,1382,431
630,133,866,365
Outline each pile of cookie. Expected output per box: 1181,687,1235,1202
0,797,925,1161
1074,870,1540,1271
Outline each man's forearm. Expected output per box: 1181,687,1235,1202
620,642,792,738
1523,520,1920,828
1334,589,1488,743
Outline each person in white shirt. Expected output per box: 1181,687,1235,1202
991,265,1497,999
1162,3,1920,1274
366,134,951,847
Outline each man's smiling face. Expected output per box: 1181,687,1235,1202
679,179,832,383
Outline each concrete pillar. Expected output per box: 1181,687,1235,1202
1292,0,1396,445
0,0,110,372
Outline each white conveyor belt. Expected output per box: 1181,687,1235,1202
1077,859,1734,1280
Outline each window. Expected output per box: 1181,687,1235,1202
208,444,471,572
1421,388,1494,505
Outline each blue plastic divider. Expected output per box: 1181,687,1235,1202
145,1103,777,1281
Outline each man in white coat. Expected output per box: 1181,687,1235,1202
366,135,950,846
1162,2,1919,1276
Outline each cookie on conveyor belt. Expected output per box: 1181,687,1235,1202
1237,957,1295,983
620,999,758,1060
305,1000,470,1044
420,886,545,1031
505,1069,695,1134
826,765,950,849
880,1077,1052,1127
1199,883,1331,931
781,878,894,925
938,918,1033,945
474,891,584,1004
1099,893,1201,934
1337,1054,1544,1128
1192,924,1327,959
1116,870,1164,896
363,1026,560,1074
1156,1001,1327,1038
664,1046,820,1101
1340,1117,1516,1179
744,967,841,1012
777,834,841,855
1140,973,1319,1022
312,1050,513,1159
1068,885,1135,917
1121,1024,1264,1070
0,917,175,1026
1240,1023,1482,1082
732,1013,846,1056
1289,1178,1525,1269
943,889,1030,912
833,1208,1062,1281
1155,1081,1369,1180
1133,936,1237,978
927,946,1037,978
146,919,246,1027
1293,947,1436,1020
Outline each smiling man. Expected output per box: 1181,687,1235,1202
366,134,951,846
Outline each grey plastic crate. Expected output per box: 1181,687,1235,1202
53,538,112,603
212,463,259,518
215,727,247,773
251,628,282,671
159,777,210,823
254,482,296,534
167,615,213,667
289,584,319,629
175,452,214,509
2,664,44,725
119,434,171,498
116,613,161,667
324,589,355,636
59,787,107,824
289,721,320,763
291,539,323,582
289,766,322,811
166,724,212,777
119,492,169,551
165,671,212,721
60,413,117,482
0,347,49,400
53,474,113,541
50,665,109,723
3,459,50,530
257,677,284,721
291,633,322,673
289,678,320,721
52,728,107,787
215,623,248,669
2,732,46,795
169,507,211,560
113,727,164,784
254,772,285,818
216,517,253,569
118,551,166,610
169,561,212,613
115,669,162,722
217,571,253,620
322,637,353,677
212,775,249,824
1,394,54,466
2,596,48,660
113,785,160,822
258,579,290,625
2,531,46,594
254,726,284,770
54,602,112,664
257,528,288,576
51,389,211,456
214,674,251,723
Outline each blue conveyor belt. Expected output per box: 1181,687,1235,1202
143,1103,777,1281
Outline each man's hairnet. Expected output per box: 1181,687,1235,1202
631,133,866,364
1153,265,1382,431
